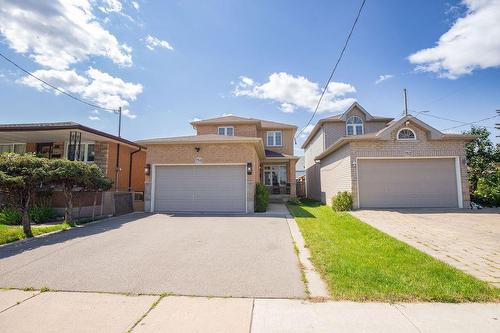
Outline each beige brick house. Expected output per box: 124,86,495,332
138,116,299,213
302,102,475,209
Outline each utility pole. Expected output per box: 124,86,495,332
403,88,408,116
118,106,122,138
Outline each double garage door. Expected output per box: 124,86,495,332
153,165,247,213
357,158,460,208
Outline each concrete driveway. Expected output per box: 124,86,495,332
0,213,305,298
351,209,500,287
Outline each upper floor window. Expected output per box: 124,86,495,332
218,126,234,136
267,131,282,147
0,143,26,154
397,128,416,141
346,116,363,136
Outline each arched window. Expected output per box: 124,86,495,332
346,116,363,136
397,128,416,140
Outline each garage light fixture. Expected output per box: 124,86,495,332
195,147,201,152
144,164,151,175
247,162,253,175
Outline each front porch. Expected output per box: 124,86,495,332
261,156,298,200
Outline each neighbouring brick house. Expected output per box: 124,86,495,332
302,102,475,209
0,122,146,216
137,116,300,213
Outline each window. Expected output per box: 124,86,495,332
65,142,96,162
266,131,282,146
0,143,26,154
263,165,287,186
346,116,363,136
397,128,416,140
217,127,234,136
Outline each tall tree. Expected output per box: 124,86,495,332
48,159,89,225
464,127,499,192
0,153,49,237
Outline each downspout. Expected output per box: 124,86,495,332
128,147,142,192
115,143,120,191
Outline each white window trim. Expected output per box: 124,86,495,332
63,141,96,162
266,131,283,147
396,128,417,141
346,116,364,136
217,126,234,136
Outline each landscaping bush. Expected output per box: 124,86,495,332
0,207,22,225
287,196,301,205
472,170,500,207
29,204,55,224
331,191,353,211
255,183,270,212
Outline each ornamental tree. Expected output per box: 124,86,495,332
0,153,49,237
84,164,113,220
47,159,89,225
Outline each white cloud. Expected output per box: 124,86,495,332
131,1,140,10
233,72,356,113
408,0,500,79
375,74,393,84
88,116,100,121
19,67,143,118
299,124,315,138
99,0,123,13
145,35,174,51
0,0,133,70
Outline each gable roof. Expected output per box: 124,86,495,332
0,122,144,149
301,102,393,149
315,115,477,160
191,115,297,130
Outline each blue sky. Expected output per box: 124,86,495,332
0,0,499,154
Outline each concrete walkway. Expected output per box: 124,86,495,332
1,289,498,332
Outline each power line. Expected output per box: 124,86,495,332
296,0,367,139
0,51,118,113
441,114,500,131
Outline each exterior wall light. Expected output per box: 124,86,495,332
144,164,151,175
247,162,253,175
195,147,201,152
352,161,357,167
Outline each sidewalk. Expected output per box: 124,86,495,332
0,289,498,332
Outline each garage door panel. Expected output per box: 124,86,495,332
154,165,246,212
358,159,458,208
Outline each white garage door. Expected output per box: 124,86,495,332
357,158,459,208
153,165,247,212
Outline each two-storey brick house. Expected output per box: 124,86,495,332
302,102,476,209
138,115,299,213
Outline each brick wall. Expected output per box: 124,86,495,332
319,144,352,204
144,142,261,212
348,124,471,208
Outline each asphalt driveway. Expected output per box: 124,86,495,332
0,213,305,298
351,209,500,287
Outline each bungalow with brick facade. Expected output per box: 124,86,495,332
302,102,476,209
0,122,146,216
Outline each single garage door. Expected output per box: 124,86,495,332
153,165,246,212
357,158,459,208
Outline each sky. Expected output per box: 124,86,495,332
0,0,499,155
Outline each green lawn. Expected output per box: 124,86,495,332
0,223,70,245
288,201,499,302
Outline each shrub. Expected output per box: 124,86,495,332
472,170,500,207
255,183,270,212
331,191,353,211
0,207,22,225
287,196,301,205
29,204,55,224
